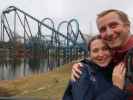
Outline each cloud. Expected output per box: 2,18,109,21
0,0,133,34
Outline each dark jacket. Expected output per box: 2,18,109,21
63,59,128,100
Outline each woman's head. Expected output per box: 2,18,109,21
88,35,112,67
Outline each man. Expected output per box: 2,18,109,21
71,9,133,100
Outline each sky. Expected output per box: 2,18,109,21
0,0,133,35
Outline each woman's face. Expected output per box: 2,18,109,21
90,39,112,67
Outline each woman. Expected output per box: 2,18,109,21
63,35,127,100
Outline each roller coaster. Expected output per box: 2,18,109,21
0,6,88,73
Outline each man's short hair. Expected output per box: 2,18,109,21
97,9,130,26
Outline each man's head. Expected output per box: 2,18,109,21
96,9,130,48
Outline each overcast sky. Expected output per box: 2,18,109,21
0,0,133,35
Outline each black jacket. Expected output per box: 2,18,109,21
63,59,128,100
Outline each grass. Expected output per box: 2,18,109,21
0,63,73,100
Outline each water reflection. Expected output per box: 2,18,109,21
0,57,63,80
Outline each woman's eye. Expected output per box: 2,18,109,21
92,49,99,53
102,47,108,51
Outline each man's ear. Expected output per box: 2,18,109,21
125,24,130,33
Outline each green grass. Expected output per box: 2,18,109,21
0,63,73,100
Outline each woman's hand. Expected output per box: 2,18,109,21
112,62,126,90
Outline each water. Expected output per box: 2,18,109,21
0,58,64,80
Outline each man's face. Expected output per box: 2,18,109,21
96,12,129,48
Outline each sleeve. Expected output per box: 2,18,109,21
71,65,95,100
95,86,128,100
62,60,95,100
62,81,73,100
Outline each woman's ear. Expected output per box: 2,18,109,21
88,52,91,59
88,51,89,55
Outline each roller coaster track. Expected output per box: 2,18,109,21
0,6,88,72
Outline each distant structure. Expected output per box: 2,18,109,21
0,6,88,79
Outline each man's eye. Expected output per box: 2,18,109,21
100,27,106,33
111,25,117,28
110,23,119,28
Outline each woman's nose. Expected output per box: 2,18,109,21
98,50,105,57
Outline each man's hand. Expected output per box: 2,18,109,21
112,62,126,90
71,63,83,81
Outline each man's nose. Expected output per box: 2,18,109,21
106,27,113,36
